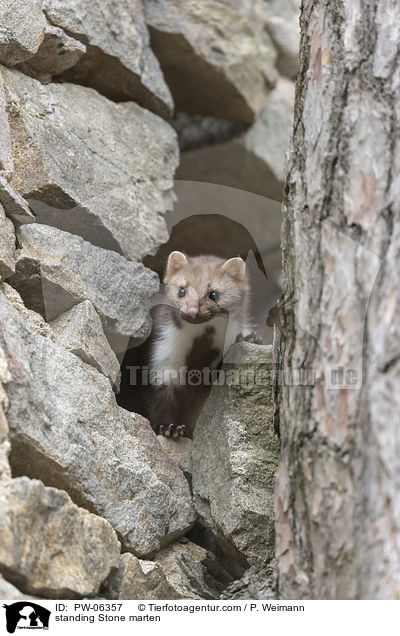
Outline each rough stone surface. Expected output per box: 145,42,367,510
18,24,86,83
51,301,120,385
0,0,46,66
154,541,229,599
0,339,11,409
0,177,35,225
0,290,195,556
0,432,11,483
104,553,170,599
177,77,294,201
0,477,120,598
0,0,304,603
0,408,11,484
192,343,279,568
0,73,12,175
264,0,300,79
0,204,15,280
157,436,192,478
220,0,299,80
1,67,178,260
0,341,11,484
43,0,173,118
104,540,228,600
144,0,277,123
2,283,52,338
221,562,277,600
9,224,159,351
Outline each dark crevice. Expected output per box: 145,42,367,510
186,520,248,582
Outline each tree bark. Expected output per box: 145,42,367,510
275,0,400,599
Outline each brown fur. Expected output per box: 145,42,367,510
164,252,249,325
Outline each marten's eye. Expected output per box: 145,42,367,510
178,287,186,298
209,290,219,302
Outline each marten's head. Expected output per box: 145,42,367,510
164,251,248,324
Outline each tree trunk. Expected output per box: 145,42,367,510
275,0,400,599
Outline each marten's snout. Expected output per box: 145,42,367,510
180,306,212,324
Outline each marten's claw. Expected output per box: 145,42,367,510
236,332,263,345
159,423,184,438
158,424,172,436
157,423,186,438
244,332,263,345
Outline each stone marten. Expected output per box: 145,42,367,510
119,251,259,438
132,251,259,439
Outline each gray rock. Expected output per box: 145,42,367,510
244,77,294,180
0,73,12,175
0,289,48,487
177,77,294,201
1,67,178,260
221,562,278,600
0,408,11,483
0,177,35,225
0,0,46,66
157,436,192,478
0,204,15,280
0,340,11,408
264,0,300,79
2,283,52,338
103,552,171,600
51,301,120,386
0,477,120,598
17,24,86,83
43,0,173,118
0,290,195,555
265,17,299,79
10,224,159,351
192,343,279,567
144,0,277,123
104,541,228,600
154,541,229,599
0,342,11,483
0,434,11,483
219,0,300,79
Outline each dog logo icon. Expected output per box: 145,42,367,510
3,602,50,633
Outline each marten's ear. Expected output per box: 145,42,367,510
221,257,246,282
166,251,188,279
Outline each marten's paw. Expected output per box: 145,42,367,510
236,332,263,345
159,423,186,439
245,333,263,345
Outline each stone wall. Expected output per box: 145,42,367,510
0,0,298,599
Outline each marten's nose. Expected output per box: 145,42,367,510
186,307,198,318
